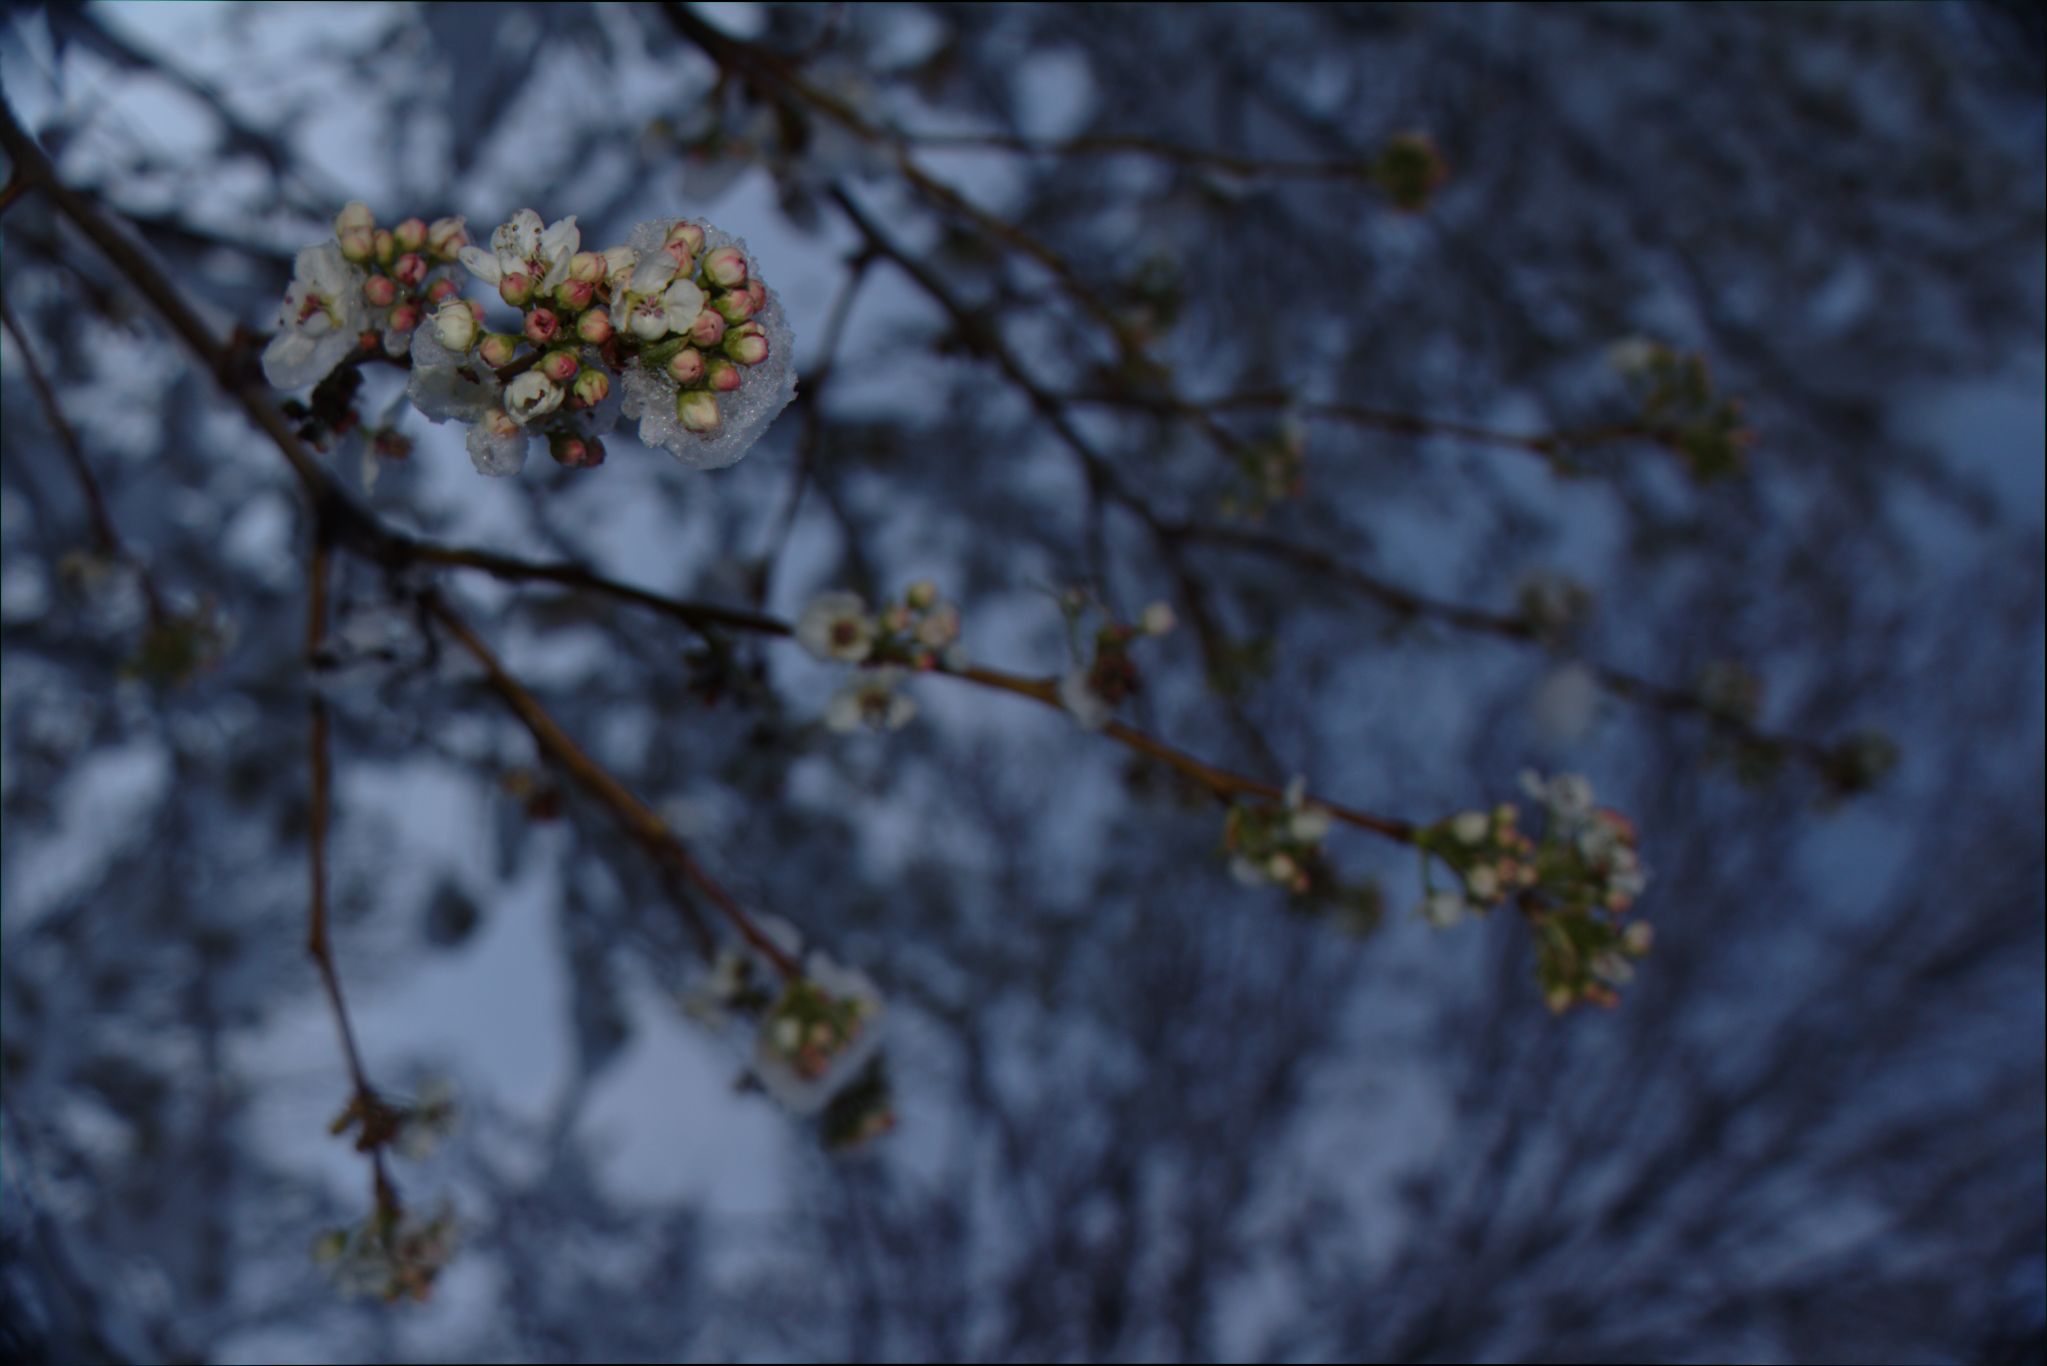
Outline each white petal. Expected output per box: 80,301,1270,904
465,420,529,476
495,209,543,261
458,246,502,284
539,215,579,265
630,253,678,294
661,279,707,330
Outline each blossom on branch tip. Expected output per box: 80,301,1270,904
458,208,579,294
824,668,917,733
752,954,887,1115
796,591,874,663
263,242,367,389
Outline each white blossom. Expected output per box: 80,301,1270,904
1284,776,1333,842
824,668,916,733
458,208,579,291
1451,810,1490,845
262,242,366,389
751,952,886,1115
796,591,874,662
1421,890,1468,929
504,370,564,426
406,329,500,425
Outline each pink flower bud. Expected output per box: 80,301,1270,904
666,221,705,255
706,357,742,393
426,216,469,259
394,253,428,288
712,289,754,324
539,349,579,382
523,308,560,345
666,347,705,385
549,432,605,468
746,278,767,313
571,368,610,408
499,271,536,307
338,227,375,263
689,308,725,348
723,329,769,365
662,239,695,278
467,299,487,323
392,217,427,253
574,308,614,345
426,278,460,304
701,245,747,289
388,302,421,333
568,251,606,284
335,202,376,237
676,390,721,432
363,275,399,307
479,333,520,368
373,228,396,265
553,278,595,312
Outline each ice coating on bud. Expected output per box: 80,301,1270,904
539,349,580,382
466,407,530,476
505,370,564,425
431,299,478,351
702,245,747,288
676,389,721,432
407,329,501,424
478,333,519,368
667,347,705,385
575,308,614,345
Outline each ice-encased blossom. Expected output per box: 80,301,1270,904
465,408,530,476
796,591,873,662
613,220,797,470
824,668,916,733
458,209,579,293
406,330,501,425
1058,667,1113,730
752,952,886,1115
504,370,564,426
430,299,478,352
262,242,366,389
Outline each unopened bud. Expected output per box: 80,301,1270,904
387,301,421,333
568,251,606,284
426,216,469,259
426,278,460,304
499,271,536,307
478,333,520,368
538,349,579,382
523,308,560,345
431,299,479,351
689,308,725,348
706,357,742,392
392,217,427,253
666,221,705,255
363,275,399,307
677,390,721,432
712,289,754,324
661,239,694,277
723,329,769,365
571,368,610,408
666,347,705,385
338,228,375,263
1139,601,1176,636
746,278,767,313
702,245,747,289
553,278,595,312
574,308,614,345
373,228,396,265
394,253,428,288
335,202,375,238
549,432,605,468
905,580,938,610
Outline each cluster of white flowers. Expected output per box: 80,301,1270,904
795,581,967,734
264,206,796,477
312,1203,459,1303
1416,772,1654,1011
1055,594,1176,730
1226,776,1334,894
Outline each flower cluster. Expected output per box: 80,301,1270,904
264,207,796,477
795,581,966,732
753,953,887,1116
1218,778,1385,933
1416,771,1653,1011
312,1202,460,1303
1055,592,1176,730
1608,337,1755,482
